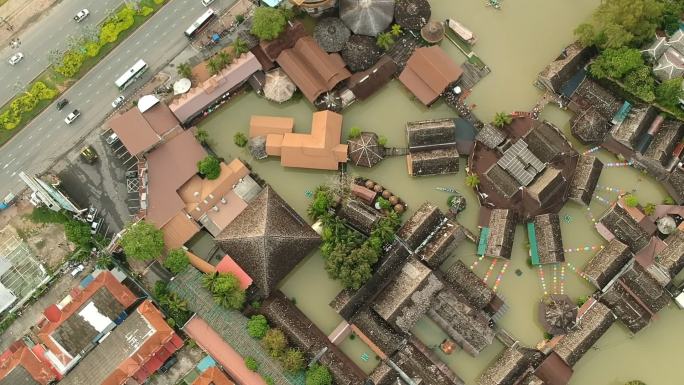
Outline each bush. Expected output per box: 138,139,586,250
154,0,166,4
247,314,270,339
84,41,101,58
465,174,480,187
378,135,387,147
177,63,192,79
234,132,248,147
120,220,165,261
64,220,92,249
55,50,86,78
643,203,656,216
163,248,189,274
263,376,275,385
139,6,154,16
577,295,590,307
244,356,259,371
663,196,675,205
306,364,332,385
202,272,246,309
280,348,305,373
251,7,287,40
262,328,287,357
307,190,331,220
29,207,68,224
197,156,221,179
29,82,57,100
623,193,639,207
348,127,361,139
655,78,684,112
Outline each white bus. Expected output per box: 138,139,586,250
114,59,148,91
185,8,216,38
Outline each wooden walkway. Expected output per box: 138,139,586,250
383,147,408,157
460,61,491,90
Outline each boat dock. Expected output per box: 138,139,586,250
460,61,491,90
383,147,409,157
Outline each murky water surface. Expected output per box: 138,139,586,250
201,1,684,383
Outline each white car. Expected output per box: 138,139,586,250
74,9,90,22
201,0,215,6
8,52,23,65
70,264,85,277
64,109,80,124
111,95,125,108
86,207,98,222
90,219,102,235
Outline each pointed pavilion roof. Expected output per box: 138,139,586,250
216,186,321,296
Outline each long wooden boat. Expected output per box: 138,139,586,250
445,18,477,45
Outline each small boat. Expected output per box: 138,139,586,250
445,18,477,45
435,186,459,193
486,0,501,9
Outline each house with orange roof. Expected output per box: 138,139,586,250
107,98,180,157
192,366,235,385
0,340,59,385
398,45,463,106
249,111,348,170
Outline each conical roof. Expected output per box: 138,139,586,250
538,294,577,335
342,35,382,72
421,20,445,44
348,132,383,167
263,68,297,103
314,17,351,52
216,186,321,296
340,0,395,36
394,0,431,30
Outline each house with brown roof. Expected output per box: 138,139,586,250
477,345,543,385
107,100,180,156
479,209,517,259
654,228,684,279
529,213,565,265
276,36,351,103
337,199,382,235
169,52,263,125
406,118,460,177
537,41,594,95
417,219,467,269
597,202,652,252
552,299,615,367
583,239,633,290
398,45,463,106
0,340,58,385
347,55,398,101
568,155,603,206
532,351,573,385
192,366,235,385
249,111,348,170
442,260,505,316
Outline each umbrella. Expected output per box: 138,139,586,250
263,69,296,103
394,0,431,30
348,132,383,167
340,0,395,36
421,20,445,44
314,18,351,53
342,35,382,72
538,294,577,335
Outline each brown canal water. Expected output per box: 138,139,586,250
199,0,684,383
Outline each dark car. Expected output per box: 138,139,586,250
56,99,69,110
159,356,178,373
80,146,98,164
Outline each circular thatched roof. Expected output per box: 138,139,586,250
314,18,351,53
342,35,382,72
538,294,577,336
340,0,395,36
421,20,445,43
394,0,431,30
263,69,297,103
348,132,383,167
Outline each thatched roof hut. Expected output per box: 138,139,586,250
342,35,382,72
216,186,321,296
538,294,577,335
553,300,615,367
394,0,431,30
249,136,268,160
340,0,395,36
263,68,296,103
348,132,384,167
313,17,351,53
421,20,445,44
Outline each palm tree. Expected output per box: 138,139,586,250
376,33,395,51
391,24,403,36
195,128,210,145
492,112,512,128
217,51,233,69
202,272,218,291
177,63,192,79
232,37,248,56
206,58,221,76
465,174,480,188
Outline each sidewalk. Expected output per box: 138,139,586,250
0,0,58,48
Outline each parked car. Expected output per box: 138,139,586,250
201,0,215,6
56,98,69,110
64,109,80,124
74,9,90,22
111,95,125,108
159,356,178,373
90,219,101,235
105,132,119,145
86,207,97,222
8,52,23,65
70,264,85,277
80,146,98,164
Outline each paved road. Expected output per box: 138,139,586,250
0,0,123,106
0,0,235,195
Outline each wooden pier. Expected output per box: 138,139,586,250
459,61,491,90
383,147,408,157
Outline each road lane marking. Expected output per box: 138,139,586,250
27,135,32,140
154,24,160,29
87,83,92,88
10,172,15,177
77,92,82,96
85,99,91,103
17,144,22,150
38,127,43,131
47,117,52,122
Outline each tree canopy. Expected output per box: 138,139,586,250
262,328,287,357
247,314,270,339
120,221,164,261
589,47,644,79
202,272,245,309
251,7,287,41
164,248,189,274
198,155,221,180
575,0,664,48
493,112,512,128
281,348,305,373
656,78,684,112
623,66,655,102
306,364,333,385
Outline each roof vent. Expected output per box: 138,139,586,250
209,194,214,199
203,199,208,204
212,206,219,212
220,197,227,204
193,191,200,197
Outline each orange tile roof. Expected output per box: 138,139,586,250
192,366,235,385
398,45,463,106
0,341,58,385
38,272,137,367
187,251,216,274
249,116,295,138
161,211,201,250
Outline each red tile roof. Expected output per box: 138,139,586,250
216,255,253,289
192,366,235,385
398,46,463,106
0,341,59,385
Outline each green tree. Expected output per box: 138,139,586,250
245,356,260,371
232,37,249,56
164,248,189,274
307,189,331,220
177,62,192,79
195,128,210,145
251,7,287,40
348,126,362,139
326,243,378,290
624,193,639,207
376,32,395,51
306,364,333,385
492,112,512,128
234,132,248,147
280,348,304,373
643,203,656,216
574,0,664,48
204,273,245,309
262,328,287,357
663,196,675,205
589,47,644,79
120,220,165,261
197,155,221,179
217,51,233,69
390,24,403,36
577,295,590,307
465,174,480,188
660,1,684,34
247,314,270,339
96,254,114,269
376,197,391,210
206,58,222,76
623,66,655,102
655,78,683,111
378,135,387,147
64,220,92,249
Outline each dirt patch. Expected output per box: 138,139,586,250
0,0,60,49
0,193,74,270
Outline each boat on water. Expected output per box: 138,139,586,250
486,0,501,9
445,18,477,45
435,186,459,193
